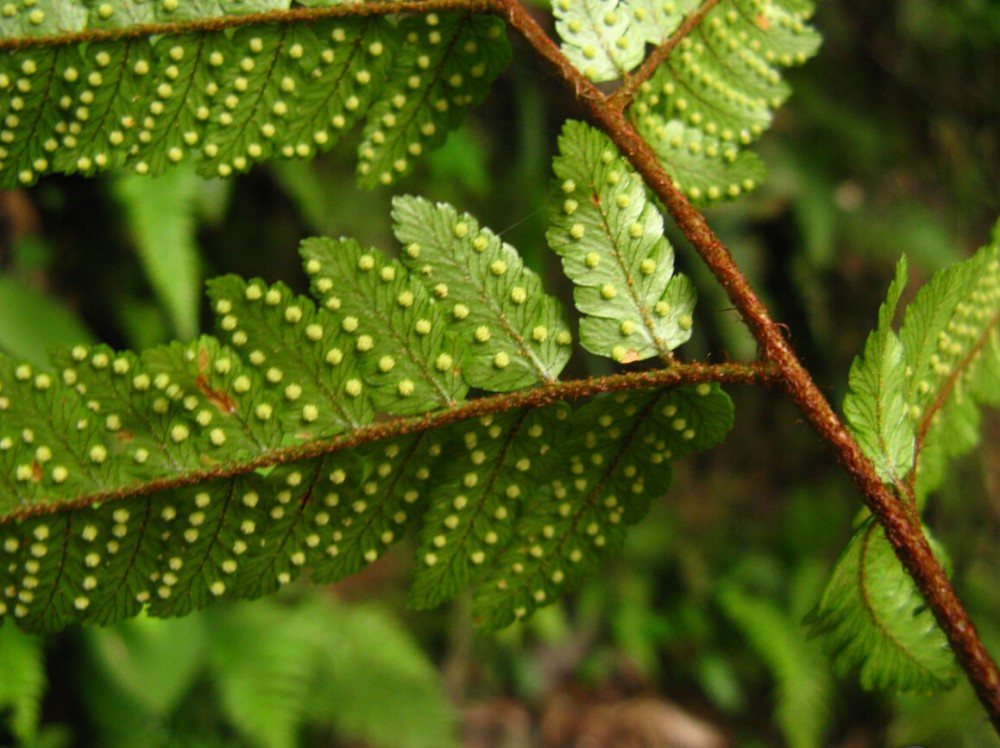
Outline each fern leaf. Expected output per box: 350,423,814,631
0,0,88,39
206,275,374,436
843,257,914,485
0,11,507,188
409,404,567,610
898,228,1000,499
806,517,957,692
300,237,469,415
209,600,317,748
0,194,737,633
472,383,732,628
629,0,820,203
392,195,572,389
821,235,998,697
355,14,511,187
628,0,699,46
637,118,768,201
553,0,650,83
548,120,696,364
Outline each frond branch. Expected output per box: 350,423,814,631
495,0,1000,727
0,360,774,526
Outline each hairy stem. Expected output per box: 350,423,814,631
0,361,774,525
495,0,1000,729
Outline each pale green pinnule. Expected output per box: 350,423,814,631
300,237,468,415
843,257,914,485
548,120,697,364
392,195,572,391
206,275,374,438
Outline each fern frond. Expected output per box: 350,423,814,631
843,257,914,486
548,120,696,364
840,225,999,500
0,8,509,188
628,0,820,203
819,234,999,694
392,195,572,389
0,197,735,633
806,517,957,692
472,383,732,628
355,14,511,187
898,227,1000,500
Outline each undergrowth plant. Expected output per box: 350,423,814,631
0,0,998,736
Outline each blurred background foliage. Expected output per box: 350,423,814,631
1,0,999,745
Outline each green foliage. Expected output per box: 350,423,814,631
0,7,510,188
548,121,696,363
554,0,697,83
356,14,511,188
899,224,1000,500
842,257,913,485
112,166,205,340
80,595,458,748
472,383,732,628
0,624,45,743
809,230,1000,693
806,517,957,692
0,0,997,737
0,187,732,632
627,0,822,203
0,277,96,367
392,195,571,389
843,233,1000,500
718,581,833,748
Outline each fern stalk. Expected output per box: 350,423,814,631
0,361,772,525
495,0,1000,727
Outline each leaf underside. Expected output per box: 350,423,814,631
0,6,510,188
548,120,696,364
0,194,733,633
625,0,820,203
